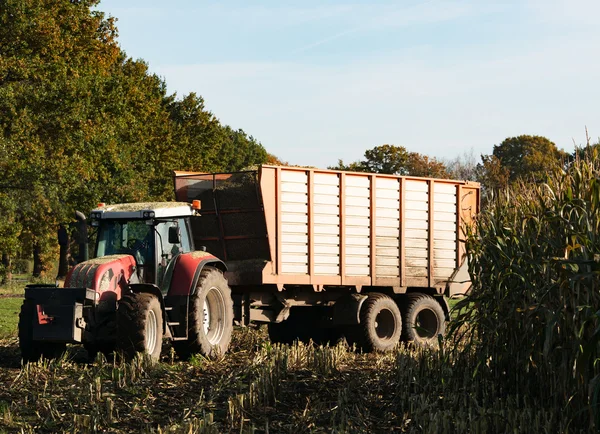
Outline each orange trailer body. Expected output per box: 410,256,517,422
173,165,479,296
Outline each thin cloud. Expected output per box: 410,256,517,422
289,0,497,55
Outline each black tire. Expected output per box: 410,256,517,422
116,292,163,362
401,293,446,345
173,268,234,359
18,300,66,363
345,293,402,352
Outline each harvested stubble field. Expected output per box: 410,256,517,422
0,326,580,433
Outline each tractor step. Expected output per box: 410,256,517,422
165,306,173,311
167,321,180,326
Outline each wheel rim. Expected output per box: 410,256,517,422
374,308,396,340
415,308,439,339
203,300,210,335
202,286,226,345
146,309,158,354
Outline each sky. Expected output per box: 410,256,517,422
98,0,600,168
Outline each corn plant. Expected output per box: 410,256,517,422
451,150,600,430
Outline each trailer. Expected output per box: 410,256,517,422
174,165,479,351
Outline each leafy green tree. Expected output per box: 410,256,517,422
476,154,511,192
363,144,410,174
490,135,567,183
167,93,267,173
330,145,448,178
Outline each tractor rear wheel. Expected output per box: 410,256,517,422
18,300,66,363
345,293,402,352
116,292,163,362
401,293,446,346
173,268,234,359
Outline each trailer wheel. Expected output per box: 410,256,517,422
346,293,402,352
18,300,66,363
173,268,234,359
401,293,446,345
116,292,163,361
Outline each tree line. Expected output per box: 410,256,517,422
330,134,597,195
0,0,269,279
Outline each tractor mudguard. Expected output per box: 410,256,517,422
163,251,226,339
167,251,226,297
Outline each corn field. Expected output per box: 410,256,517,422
1,154,599,432
452,150,600,432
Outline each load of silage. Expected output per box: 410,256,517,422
451,149,600,430
186,171,270,262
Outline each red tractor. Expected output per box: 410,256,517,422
19,202,234,362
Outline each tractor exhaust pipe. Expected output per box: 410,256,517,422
75,211,89,263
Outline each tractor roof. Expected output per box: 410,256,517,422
91,202,194,219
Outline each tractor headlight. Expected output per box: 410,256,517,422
142,211,155,218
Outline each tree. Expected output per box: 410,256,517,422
490,135,566,183
406,153,449,178
265,153,288,166
476,154,510,192
329,144,449,178
167,93,267,173
363,145,410,175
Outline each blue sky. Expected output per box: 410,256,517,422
98,0,600,167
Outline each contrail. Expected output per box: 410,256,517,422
290,0,439,55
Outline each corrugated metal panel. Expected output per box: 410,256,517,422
406,267,428,277
281,214,308,224
346,246,370,256
346,175,370,187
404,179,430,279
281,244,308,254
345,175,370,276
281,170,309,274
434,249,456,259
377,266,400,277
314,204,339,214
433,184,457,280
314,245,339,255
313,172,340,275
376,237,399,247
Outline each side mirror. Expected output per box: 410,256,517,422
168,226,181,244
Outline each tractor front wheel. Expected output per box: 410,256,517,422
173,268,234,359
116,292,163,362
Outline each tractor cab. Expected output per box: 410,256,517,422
89,202,196,286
